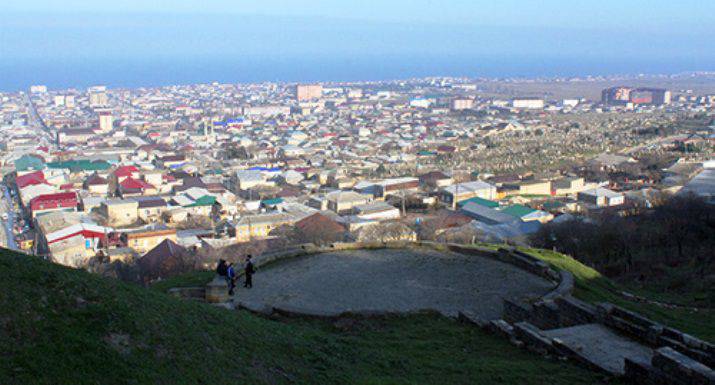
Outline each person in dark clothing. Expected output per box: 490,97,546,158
216,259,228,277
227,263,236,295
244,255,255,288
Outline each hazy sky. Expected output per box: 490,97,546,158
1,1,714,89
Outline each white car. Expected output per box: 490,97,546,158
1,213,8,221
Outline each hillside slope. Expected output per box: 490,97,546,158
0,248,616,385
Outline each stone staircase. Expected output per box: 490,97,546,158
460,295,715,384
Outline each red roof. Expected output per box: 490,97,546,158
16,171,46,189
120,177,154,190
29,192,78,212
114,165,139,177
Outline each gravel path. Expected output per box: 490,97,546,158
235,248,555,319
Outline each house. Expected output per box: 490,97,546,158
235,212,295,242
552,177,586,196
502,180,552,197
121,226,178,254
29,192,79,218
419,171,453,188
137,239,190,283
134,197,169,223
83,172,109,196
324,190,372,214
460,202,519,225
34,212,112,268
577,188,625,208
442,181,497,207
499,204,553,223
373,177,420,198
118,177,157,197
354,201,401,221
100,199,139,227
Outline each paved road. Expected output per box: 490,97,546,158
236,248,555,319
1,187,18,250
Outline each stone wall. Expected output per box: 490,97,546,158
625,347,715,385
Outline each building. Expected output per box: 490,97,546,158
34,212,111,268
354,201,401,221
235,212,295,242
373,177,420,198
451,98,474,111
296,84,323,101
442,181,497,208
100,199,139,227
29,192,79,218
121,226,178,254
98,111,113,133
512,98,544,109
89,91,108,108
577,188,625,208
601,87,671,106
324,191,372,214
419,171,454,188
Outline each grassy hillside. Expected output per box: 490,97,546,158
0,248,617,385
519,247,714,342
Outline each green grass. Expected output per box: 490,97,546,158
0,248,617,385
518,247,715,342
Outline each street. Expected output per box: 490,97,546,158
1,186,19,250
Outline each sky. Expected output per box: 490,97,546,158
1,1,714,90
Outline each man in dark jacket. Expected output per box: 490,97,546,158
244,255,255,289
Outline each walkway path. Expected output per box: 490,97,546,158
235,248,555,319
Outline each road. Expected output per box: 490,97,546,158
24,92,54,139
1,187,18,250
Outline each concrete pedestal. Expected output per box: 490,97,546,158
205,275,230,303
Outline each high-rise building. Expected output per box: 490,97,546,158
30,85,47,94
98,111,113,132
512,98,544,109
65,95,76,108
296,84,323,101
602,87,671,106
89,91,109,108
451,98,474,110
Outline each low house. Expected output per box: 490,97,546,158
460,201,519,225
135,197,169,223
137,239,191,283
354,201,401,221
83,173,110,196
29,192,79,218
325,190,372,214
34,212,112,268
121,226,178,254
442,181,497,207
577,188,625,208
100,199,139,227
235,212,295,242
118,177,157,197
419,171,454,188
499,204,553,223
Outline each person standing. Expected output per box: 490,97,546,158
227,262,236,295
244,255,255,289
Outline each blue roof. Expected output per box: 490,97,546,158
248,166,281,172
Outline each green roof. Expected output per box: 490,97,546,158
14,155,45,172
46,160,111,172
458,196,499,208
499,204,537,219
261,198,284,206
186,195,217,207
